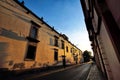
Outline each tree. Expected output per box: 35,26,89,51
83,50,92,62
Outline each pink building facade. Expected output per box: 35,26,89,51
80,0,120,80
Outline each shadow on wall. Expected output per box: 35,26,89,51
0,42,9,68
0,28,26,41
0,27,26,69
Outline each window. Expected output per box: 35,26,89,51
27,21,40,42
25,45,36,60
71,48,73,53
30,27,37,39
30,26,38,39
54,49,58,61
29,21,40,39
54,36,58,47
50,38,53,45
66,46,68,52
61,40,64,49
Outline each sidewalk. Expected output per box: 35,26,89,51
86,63,106,80
1,63,81,80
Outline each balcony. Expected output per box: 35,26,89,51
26,36,40,43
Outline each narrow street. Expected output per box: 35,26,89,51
24,63,91,80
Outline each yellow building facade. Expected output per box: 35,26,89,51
0,0,82,70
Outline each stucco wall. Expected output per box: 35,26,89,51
99,21,120,80
105,0,120,29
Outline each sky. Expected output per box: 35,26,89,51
19,0,93,53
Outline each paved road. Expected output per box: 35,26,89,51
28,63,91,80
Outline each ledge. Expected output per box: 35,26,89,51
26,37,40,43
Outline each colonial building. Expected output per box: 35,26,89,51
0,0,82,71
80,0,120,80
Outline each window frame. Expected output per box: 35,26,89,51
66,46,68,52
29,21,40,39
54,49,58,61
61,40,64,49
25,44,37,61
54,36,59,47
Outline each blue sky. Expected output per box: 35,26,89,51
19,0,92,53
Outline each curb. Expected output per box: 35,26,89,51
86,64,93,80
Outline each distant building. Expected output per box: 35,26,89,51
80,0,120,80
0,0,82,70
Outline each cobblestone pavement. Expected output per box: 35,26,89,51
86,64,106,80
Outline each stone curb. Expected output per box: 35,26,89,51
86,64,93,80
